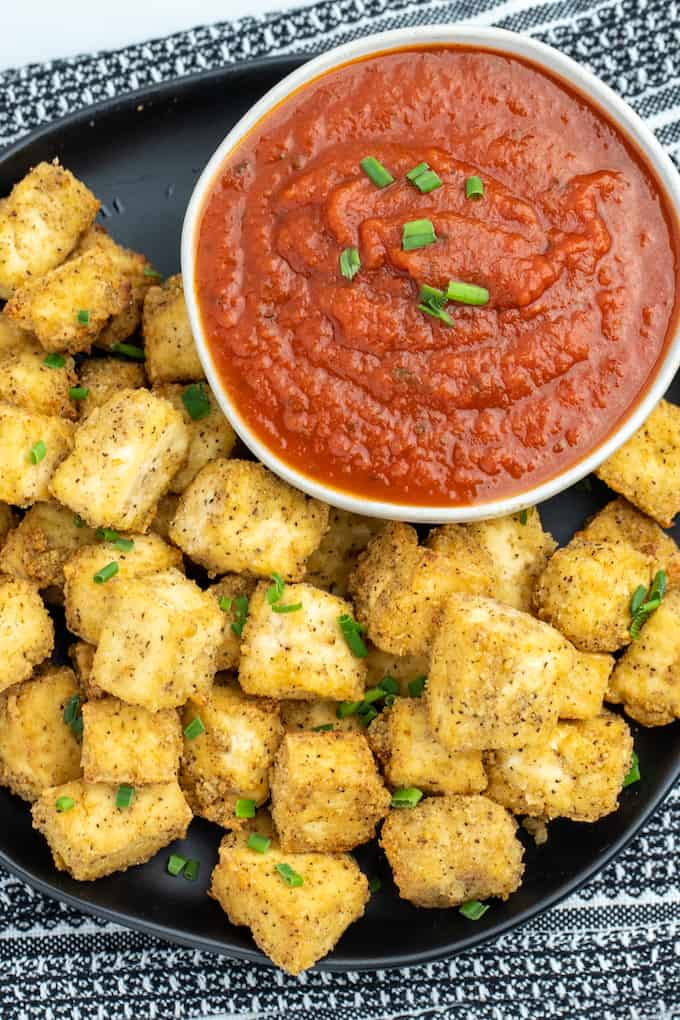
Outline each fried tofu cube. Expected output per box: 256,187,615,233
533,538,652,652
0,310,34,354
50,388,189,531
427,595,574,751
0,161,99,297
0,501,96,591
92,568,223,710
81,697,181,785
607,588,680,726
152,382,235,493
349,522,491,657
77,356,147,419
0,500,17,543
485,712,633,821
32,778,192,881
142,274,202,383
0,341,78,418
380,795,524,908
0,578,54,692
579,497,680,588
0,665,82,801
238,582,366,701
63,533,182,644
280,699,362,734
304,507,384,597
0,403,74,506
596,400,680,527
181,683,283,826
367,699,486,795
208,574,258,672
169,459,329,579
364,646,430,696
270,731,390,852
148,493,180,544
559,650,614,720
5,249,131,354
209,823,369,975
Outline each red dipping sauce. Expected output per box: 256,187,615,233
196,47,680,506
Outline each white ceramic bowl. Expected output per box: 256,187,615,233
182,25,680,523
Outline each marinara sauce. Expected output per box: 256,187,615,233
196,47,680,506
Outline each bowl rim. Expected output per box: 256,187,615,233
181,24,680,523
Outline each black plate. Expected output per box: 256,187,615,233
0,56,678,972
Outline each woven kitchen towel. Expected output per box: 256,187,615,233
1,1,679,1018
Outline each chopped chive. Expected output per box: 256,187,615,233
465,176,484,200
184,716,205,741
56,796,75,813
402,218,437,251
379,676,400,696
459,899,489,920
63,693,83,741
519,508,529,526
630,569,667,639
408,675,427,698
235,798,256,819
143,266,163,278
167,854,187,877
337,701,361,718
384,693,396,707
272,602,303,614
276,862,304,887
630,585,648,616
247,833,271,854
69,386,89,401
183,859,200,881
116,785,135,809
231,595,249,638
623,751,640,788
266,572,285,605
181,382,211,421
649,569,667,602
418,284,447,309
96,527,134,552
29,440,46,464
77,309,90,325
218,595,232,612
93,562,118,584
413,169,443,193
43,353,65,368
338,614,368,657
73,514,85,528
418,302,453,326
391,787,423,808
359,706,378,726
339,247,361,281
363,687,385,705
360,156,394,189
406,162,429,182
368,876,382,893
111,342,145,361
446,280,489,306
312,723,334,732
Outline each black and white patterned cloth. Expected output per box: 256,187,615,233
1,1,679,1018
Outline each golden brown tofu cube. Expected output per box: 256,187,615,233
0,578,54,693
63,532,182,644
0,341,78,418
349,522,491,657
50,388,189,531
607,588,680,726
380,795,524,908
596,400,680,527
81,697,182,785
32,778,192,881
77,356,147,419
5,249,131,354
280,699,362,734
169,459,329,579
0,402,74,507
559,650,614,720
92,568,223,710
142,274,202,383
534,539,652,652
209,824,369,975
0,310,34,354
485,712,633,822
181,683,283,827
0,665,82,801
152,382,235,493
239,582,366,701
208,574,258,672
368,699,486,795
0,501,96,591
0,161,99,297
427,595,574,751
270,731,390,852
364,646,430,697
579,497,680,588
304,507,384,597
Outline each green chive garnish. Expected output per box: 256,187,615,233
363,687,385,705
360,156,394,189
184,859,200,881
339,247,361,281
184,716,205,741
231,595,249,638
379,676,400,696
630,585,647,617
338,614,368,657
623,751,640,788
446,280,489,306
406,162,443,194
408,675,427,698
630,570,666,639
69,386,89,401
77,309,90,325
235,798,256,819
368,876,382,893
384,693,396,707
406,162,429,182
312,723,334,732
359,706,378,726
93,562,119,584
247,833,271,854
111,342,145,361
272,602,303,614
116,785,135,809
63,693,83,741
459,899,489,920
73,514,85,528
402,218,437,251
276,862,304,887
465,176,484,200
43,353,65,368
182,382,211,421
29,440,46,464
519,509,529,526
418,302,453,326
143,266,163,278
167,854,186,877
419,284,447,308
96,528,134,552
267,572,285,605
391,787,423,808
337,701,361,718
218,595,232,612
56,796,75,813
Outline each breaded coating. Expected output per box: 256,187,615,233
0,402,74,507
77,357,147,419
0,501,17,543
380,795,524,908
181,682,283,826
209,822,369,975
427,595,574,751
148,493,180,544
304,507,384,597
367,699,486,795
0,161,99,298
152,382,235,493
169,459,329,579
596,399,680,527
607,588,680,726
0,578,54,693
68,641,102,699
239,582,366,701
349,522,491,658
485,711,633,822
81,697,181,785
579,497,680,588
208,574,258,672
280,699,362,734
0,310,34,354
559,650,614,720
5,249,131,354
0,665,82,801
0,501,96,591
50,388,190,532
270,731,390,852
0,341,78,418
63,533,182,644
92,568,223,710
364,646,430,697
32,778,192,881
142,274,202,383
533,538,652,652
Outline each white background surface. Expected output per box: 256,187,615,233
1,0,312,72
